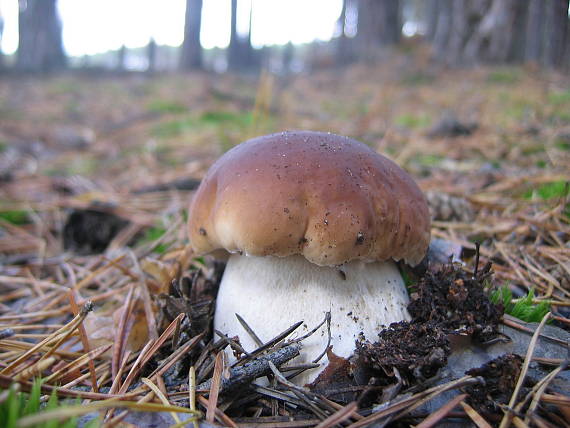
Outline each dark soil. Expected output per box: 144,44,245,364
464,353,526,414
355,320,450,384
407,261,503,343
63,207,130,254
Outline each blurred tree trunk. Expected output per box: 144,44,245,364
542,0,569,69
525,0,545,64
336,0,355,65
180,0,203,70
117,45,126,71
0,13,4,71
443,0,489,66
463,0,520,64
431,0,532,66
425,0,440,41
507,0,529,62
147,38,156,73
228,0,240,68
228,0,257,71
432,0,453,61
430,0,569,70
356,0,401,60
16,0,66,73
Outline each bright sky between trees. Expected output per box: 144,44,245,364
0,0,344,56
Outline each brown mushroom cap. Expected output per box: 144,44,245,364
188,131,430,266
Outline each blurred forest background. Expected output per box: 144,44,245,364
0,0,569,74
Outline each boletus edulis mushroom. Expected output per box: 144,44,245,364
187,131,430,384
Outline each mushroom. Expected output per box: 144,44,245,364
188,131,430,384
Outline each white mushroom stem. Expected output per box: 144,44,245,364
214,254,411,385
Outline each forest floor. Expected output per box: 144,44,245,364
0,51,569,427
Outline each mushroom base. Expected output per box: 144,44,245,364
214,254,411,385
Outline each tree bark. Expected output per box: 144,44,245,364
147,38,156,73
425,0,440,41
0,13,4,71
228,0,257,71
542,0,569,68
463,0,520,64
117,45,126,71
432,0,532,66
179,0,203,70
16,0,66,73
228,0,240,69
336,0,354,65
446,0,477,66
508,0,529,62
525,0,545,64
356,0,401,61
432,0,453,61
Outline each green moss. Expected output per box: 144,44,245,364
548,90,570,105
152,111,254,139
394,113,431,129
414,153,443,166
0,210,29,225
487,69,521,84
200,110,253,125
555,140,570,151
147,100,187,114
138,226,169,254
491,287,550,323
151,117,197,138
523,180,569,200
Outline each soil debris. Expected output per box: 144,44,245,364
464,353,526,415
427,113,478,138
408,261,503,343
63,207,130,254
355,320,450,384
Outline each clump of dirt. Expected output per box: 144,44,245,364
408,261,503,342
356,320,450,383
464,353,526,414
63,207,130,254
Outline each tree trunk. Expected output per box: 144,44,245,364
463,0,520,64
147,38,156,73
117,45,126,71
446,0,475,66
16,0,66,73
508,0,529,62
356,0,401,61
0,14,4,71
336,0,354,65
542,0,569,69
425,0,440,41
228,0,240,69
432,0,453,61
432,0,531,67
179,0,203,70
228,0,257,71
383,0,401,45
525,0,545,64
